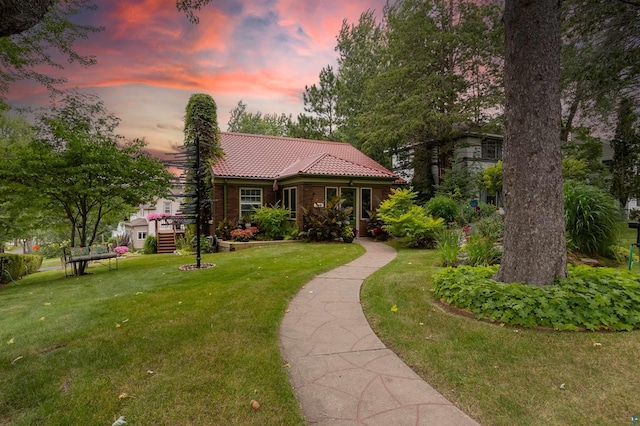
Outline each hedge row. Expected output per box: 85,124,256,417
0,254,43,284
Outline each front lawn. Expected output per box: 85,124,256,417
0,243,363,425
361,245,640,426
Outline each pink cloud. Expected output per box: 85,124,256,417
6,0,388,154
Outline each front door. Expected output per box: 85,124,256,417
340,187,357,230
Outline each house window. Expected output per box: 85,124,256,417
361,188,372,219
326,187,338,203
163,202,171,214
481,140,502,160
283,187,297,218
240,188,262,217
137,231,147,240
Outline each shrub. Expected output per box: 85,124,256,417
461,201,499,223
252,203,294,240
464,236,502,266
436,229,461,267
37,242,68,259
425,195,459,223
22,254,43,274
432,265,640,331
564,180,619,257
215,218,236,241
365,209,390,241
377,188,445,248
143,235,157,254
474,215,504,241
341,226,355,243
0,254,43,281
230,227,258,242
114,246,129,256
300,196,352,242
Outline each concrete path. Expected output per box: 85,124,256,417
279,238,479,426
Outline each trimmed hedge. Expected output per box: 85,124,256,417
0,253,43,284
432,265,640,331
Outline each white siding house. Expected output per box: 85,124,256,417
113,188,184,250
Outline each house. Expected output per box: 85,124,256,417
113,187,185,251
209,132,402,237
392,132,504,205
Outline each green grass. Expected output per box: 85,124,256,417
1,243,364,425
361,244,640,426
618,221,639,249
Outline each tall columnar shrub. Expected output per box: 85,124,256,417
564,180,619,256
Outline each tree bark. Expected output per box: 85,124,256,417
0,0,53,37
494,0,567,285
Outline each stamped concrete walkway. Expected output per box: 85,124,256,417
279,238,479,426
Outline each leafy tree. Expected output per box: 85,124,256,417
0,0,219,98
0,92,173,275
495,0,567,285
0,0,54,37
0,0,101,98
227,100,290,136
479,161,503,201
560,0,640,140
298,65,340,140
610,97,640,208
1,0,217,38
0,109,43,246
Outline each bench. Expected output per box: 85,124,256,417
62,245,118,277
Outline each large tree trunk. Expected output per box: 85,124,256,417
0,0,53,37
494,0,567,285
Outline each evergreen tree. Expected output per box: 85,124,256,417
181,94,222,237
300,65,340,140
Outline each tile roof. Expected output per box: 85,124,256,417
211,132,398,181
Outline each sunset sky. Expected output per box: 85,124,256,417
6,0,386,156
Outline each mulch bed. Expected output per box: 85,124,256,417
178,263,216,271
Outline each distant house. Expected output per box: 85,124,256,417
113,187,184,251
209,132,402,237
393,132,504,205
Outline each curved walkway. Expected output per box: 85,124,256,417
279,238,479,425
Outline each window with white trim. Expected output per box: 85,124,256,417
163,202,171,214
240,188,262,217
326,187,338,203
137,231,147,240
361,188,372,219
283,187,297,218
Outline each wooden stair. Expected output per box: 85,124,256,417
157,232,176,253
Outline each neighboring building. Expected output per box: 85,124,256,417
209,132,402,237
113,187,184,251
393,132,504,205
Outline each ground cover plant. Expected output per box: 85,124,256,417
361,246,640,425
0,243,363,425
432,265,640,331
